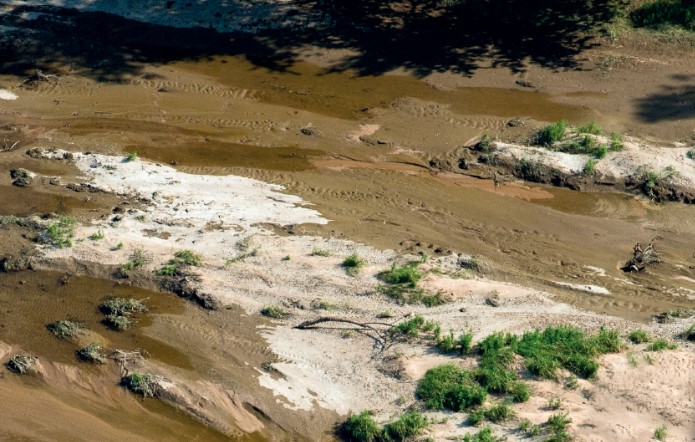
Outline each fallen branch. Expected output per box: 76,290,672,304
295,317,395,354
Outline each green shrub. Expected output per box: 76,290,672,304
545,412,572,440
535,120,568,146
687,149,695,160
382,411,428,441
483,403,514,423
105,314,132,331
311,247,331,257
647,338,677,351
654,425,668,441
577,122,603,135
156,264,178,276
343,253,365,275
45,216,77,248
583,159,597,175
89,230,104,241
437,331,458,353
628,329,651,344
458,332,473,354
380,263,422,287
547,397,562,410
76,343,106,364
416,364,487,411
118,249,148,277
260,305,290,319
125,151,138,162
392,316,438,338
122,372,157,397
610,132,624,151
173,249,203,266
477,133,495,153
516,326,620,380
47,320,83,340
509,381,530,402
341,411,381,442
462,426,501,442
594,144,608,159
467,407,486,426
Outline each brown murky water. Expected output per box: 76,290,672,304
0,270,255,441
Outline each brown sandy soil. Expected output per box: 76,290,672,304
1,2,695,441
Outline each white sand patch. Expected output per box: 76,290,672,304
0,89,18,100
555,282,610,295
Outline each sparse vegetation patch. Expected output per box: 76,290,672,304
342,253,365,276
261,305,290,319
77,343,106,364
43,216,77,248
6,354,38,374
47,319,83,340
122,372,158,397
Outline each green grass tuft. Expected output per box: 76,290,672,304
261,305,290,319
382,411,428,441
342,253,365,276
577,121,603,135
380,263,422,287
647,338,677,351
462,426,502,442
654,425,668,441
628,329,651,344
534,120,568,146
125,151,138,162
416,364,487,411
311,247,331,257
45,216,77,248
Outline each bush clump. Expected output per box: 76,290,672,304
342,253,365,276
534,120,568,146
6,354,38,374
47,319,83,340
462,426,502,442
631,0,695,31
416,364,487,411
76,343,106,364
122,372,158,397
381,411,428,441
260,305,290,319
311,247,332,257
340,410,428,442
44,216,77,248
101,297,147,331
468,403,515,425
628,329,651,344
647,338,678,351
380,263,422,287
117,249,149,278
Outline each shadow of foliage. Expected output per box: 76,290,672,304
0,0,628,82
634,79,695,123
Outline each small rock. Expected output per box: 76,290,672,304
485,297,500,307
507,117,525,127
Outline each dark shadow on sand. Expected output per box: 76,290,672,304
0,0,627,82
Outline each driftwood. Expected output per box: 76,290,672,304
295,317,395,354
19,69,60,89
623,239,661,272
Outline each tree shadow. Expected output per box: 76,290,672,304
0,0,625,82
634,75,695,123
